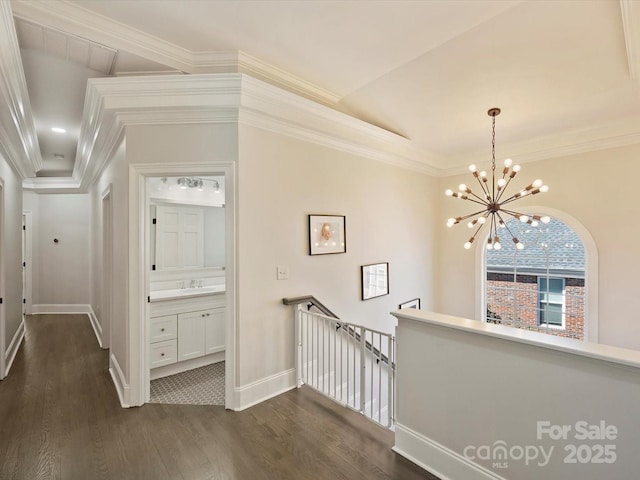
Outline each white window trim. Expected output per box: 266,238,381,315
476,206,598,342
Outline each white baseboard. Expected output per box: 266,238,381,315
86,306,103,348
393,423,507,480
32,304,92,315
4,318,25,376
233,368,296,411
109,353,131,408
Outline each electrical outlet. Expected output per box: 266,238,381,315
277,265,289,280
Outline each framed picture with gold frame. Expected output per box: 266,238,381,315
308,215,346,255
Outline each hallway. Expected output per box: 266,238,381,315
0,314,432,480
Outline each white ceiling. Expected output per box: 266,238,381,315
8,0,640,179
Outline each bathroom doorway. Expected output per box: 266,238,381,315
147,175,227,406
128,162,235,409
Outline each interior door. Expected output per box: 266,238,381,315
21,215,25,317
155,205,204,270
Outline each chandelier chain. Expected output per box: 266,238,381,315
491,115,496,172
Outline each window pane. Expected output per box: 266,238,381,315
540,303,563,325
549,278,564,293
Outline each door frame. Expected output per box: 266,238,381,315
128,162,237,409
22,211,32,316
0,179,5,379
101,185,113,349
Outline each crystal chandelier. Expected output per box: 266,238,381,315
445,108,549,250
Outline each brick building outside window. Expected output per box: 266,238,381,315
485,217,585,340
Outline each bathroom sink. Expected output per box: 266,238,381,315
150,285,225,302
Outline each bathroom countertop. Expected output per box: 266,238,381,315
150,285,225,302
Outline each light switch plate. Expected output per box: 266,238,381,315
277,265,289,280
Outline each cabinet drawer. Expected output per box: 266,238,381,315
150,315,177,342
150,339,177,368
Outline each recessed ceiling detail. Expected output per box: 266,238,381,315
15,18,117,74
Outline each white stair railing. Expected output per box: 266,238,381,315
294,304,395,428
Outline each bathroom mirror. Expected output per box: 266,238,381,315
148,176,225,272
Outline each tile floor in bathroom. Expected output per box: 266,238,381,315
149,361,225,406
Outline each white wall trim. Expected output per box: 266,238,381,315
31,304,93,314
393,423,507,480
441,125,640,178
0,178,5,380
109,352,131,408
233,368,296,411
4,317,25,377
28,73,439,195
100,183,113,350
87,305,103,348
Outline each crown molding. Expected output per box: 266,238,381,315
620,0,640,80
235,51,341,106
11,0,341,106
438,120,640,177
41,73,435,193
22,176,82,193
238,75,440,175
0,0,42,178
20,69,640,190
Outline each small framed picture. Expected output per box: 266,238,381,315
399,298,421,310
308,215,346,255
361,262,389,300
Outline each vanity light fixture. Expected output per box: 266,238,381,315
51,127,66,134
445,108,549,251
177,177,190,189
176,177,221,193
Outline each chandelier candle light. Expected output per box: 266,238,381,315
445,108,550,250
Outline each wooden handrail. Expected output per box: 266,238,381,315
282,296,339,319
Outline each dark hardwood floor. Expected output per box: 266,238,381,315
0,314,436,480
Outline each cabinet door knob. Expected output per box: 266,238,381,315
202,314,206,317
161,328,165,332
207,313,210,316
161,353,165,357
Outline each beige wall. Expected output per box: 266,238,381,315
90,140,129,367
237,124,438,386
436,143,640,350
112,120,437,393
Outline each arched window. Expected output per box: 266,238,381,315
484,216,587,340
